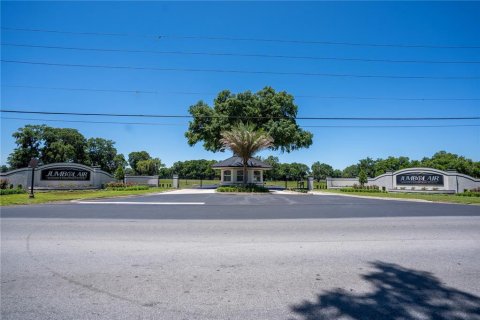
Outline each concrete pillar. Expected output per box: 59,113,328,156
307,176,314,191
172,174,179,189
92,166,101,188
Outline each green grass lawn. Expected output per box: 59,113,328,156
0,187,169,206
317,189,480,205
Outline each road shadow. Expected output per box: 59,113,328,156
289,261,480,320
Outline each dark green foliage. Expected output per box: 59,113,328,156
114,166,125,181
315,182,327,189
278,162,310,180
7,125,121,174
311,162,334,181
342,164,359,178
185,87,313,153
332,169,343,178
171,159,217,180
136,159,163,176
0,179,9,189
358,170,368,186
1,188,27,195
374,156,411,176
0,184,27,195
85,138,118,173
7,125,45,169
1,165,9,173
41,127,88,164
457,188,480,197
217,184,269,193
340,187,385,193
259,156,280,180
128,151,151,173
104,182,150,191
158,167,172,179
341,151,480,178
127,151,164,175
358,157,376,178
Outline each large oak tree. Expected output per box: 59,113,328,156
185,87,313,153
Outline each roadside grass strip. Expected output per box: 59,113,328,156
314,189,480,205
0,187,170,206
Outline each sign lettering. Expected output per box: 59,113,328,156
41,168,91,181
396,172,444,186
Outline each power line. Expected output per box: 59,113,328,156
2,109,479,121
2,84,159,95
2,116,479,129
3,43,480,64
2,59,479,80
3,27,480,49
3,84,480,101
1,117,185,126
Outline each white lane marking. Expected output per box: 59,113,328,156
73,201,205,205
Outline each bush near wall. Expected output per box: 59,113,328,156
104,182,150,191
340,187,386,193
457,188,480,197
217,184,269,193
1,188,27,195
0,179,9,189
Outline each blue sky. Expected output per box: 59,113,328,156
1,2,479,169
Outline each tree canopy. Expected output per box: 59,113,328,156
339,151,480,178
127,151,164,176
171,160,217,180
185,87,313,153
311,162,334,181
7,125,122,173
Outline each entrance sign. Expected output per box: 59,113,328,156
41,167,91,181
396,172,444,185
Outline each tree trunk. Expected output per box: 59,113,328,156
243,158,248,186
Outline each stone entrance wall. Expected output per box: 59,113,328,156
0,163,115,190
326,168,480,194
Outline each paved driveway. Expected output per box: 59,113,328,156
1,191,479,220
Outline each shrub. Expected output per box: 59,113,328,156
104,181,150,191
217,184,269,193
108,185,150,191
339,187,386,193
0,179,9,189
1,188,27,195
456,191,480,197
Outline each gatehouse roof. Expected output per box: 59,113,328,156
212,156,272,169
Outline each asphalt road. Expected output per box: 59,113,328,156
2,193,480,319
1,192,480,219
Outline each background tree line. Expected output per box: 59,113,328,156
4,125,479,180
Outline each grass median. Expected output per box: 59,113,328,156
316,189,480,205
0,187,170,206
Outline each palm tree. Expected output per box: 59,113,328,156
220,123,274,185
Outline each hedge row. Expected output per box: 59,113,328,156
456,191,480,197
0,188,27,195
340,188,386,193
106,185,150,191
217,185,269,193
